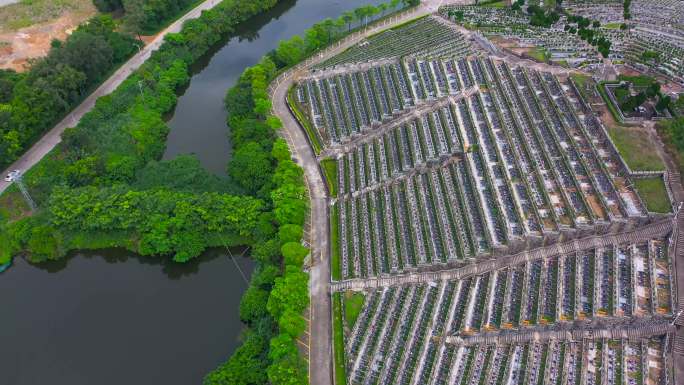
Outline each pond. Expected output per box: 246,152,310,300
0,250,254,385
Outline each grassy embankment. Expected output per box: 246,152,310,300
287,87,323,155
634,177,671,213
344,291,365,327
320,158,338,197
606,126,665,171
332,292,347,385
319,157,340,279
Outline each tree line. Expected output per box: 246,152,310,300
93,0,199,34
1,0,243,172
272,0,416,68
0,15,140,170
1,0,281,261
564,14,611,57
205,2,413,384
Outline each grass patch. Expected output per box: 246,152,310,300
0,0,95,33
597,81,623,122
606,125,665,171
603,22,622,29
618,74,656,89
320,158,338,198
634,177,671,213
332,292,347,385
570,73,591,99
344,291,365,328
528,46,549,62
330,203,341,281
287,86,323,155
480,0,507,8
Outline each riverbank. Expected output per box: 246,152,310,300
0,0,236,194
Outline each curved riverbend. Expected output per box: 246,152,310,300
164,0,385,174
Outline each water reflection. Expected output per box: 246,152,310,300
1,251,254,385
28,246,251,279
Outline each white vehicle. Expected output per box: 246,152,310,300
4,169,20,182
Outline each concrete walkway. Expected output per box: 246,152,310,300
0,0,225,194
447,320,672,346
331,219,673,292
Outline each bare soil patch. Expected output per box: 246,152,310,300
0,0,95,72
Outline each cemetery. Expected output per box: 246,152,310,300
337,233,673,384
281,2,683,384
296,53,654,279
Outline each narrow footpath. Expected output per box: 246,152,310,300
0,0,225,194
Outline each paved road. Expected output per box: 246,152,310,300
0,0,225,194
269,2,454,383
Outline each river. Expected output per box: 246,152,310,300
164,0,385,174
1,0,382,384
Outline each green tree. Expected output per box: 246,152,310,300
281,241,309,267
275,36,307,66
278,310,306,337
228,141,273,194
278,224,303,243
271,138,291,161
656,95,671,112
341,11,355,32
240,285,270,323
267,266,309,319
93,0,123,12
27,225,62,261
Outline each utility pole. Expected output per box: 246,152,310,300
12,173,36,211
137,80,145,99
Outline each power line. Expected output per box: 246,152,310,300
10,172,36,211
224,244,249,285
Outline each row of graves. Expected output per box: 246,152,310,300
289,13,678,385
565,0,684,84
296,53,654,279
337,228,674,385
439,5,602,67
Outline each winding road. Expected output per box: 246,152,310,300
269,1,454,383
0,0,225,194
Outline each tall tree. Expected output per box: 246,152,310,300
342,11,354,32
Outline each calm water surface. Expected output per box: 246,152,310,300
2,0,385,383
164,0,385,174
0,250,254,385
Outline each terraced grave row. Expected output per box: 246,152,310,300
316,15,472,69
332,57,650,278
298,55,481,146
341,236,673,384
418,338,666,385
